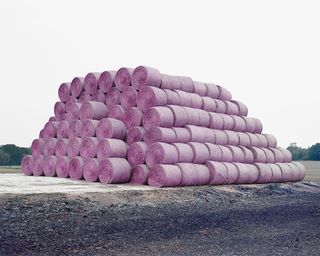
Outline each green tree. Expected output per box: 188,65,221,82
309,143,320,161
0,149,10,165
0,144,31,166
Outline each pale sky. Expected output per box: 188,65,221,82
0,0,319,148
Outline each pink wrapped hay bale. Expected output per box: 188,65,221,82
175,90,192,107
226,145,245,162
31,139,44,156
69,156,84,180
54,101,66,121
130,164,150,185
167,105,187,127
83,158,100,182
164,89,180,105
185,125,215,143
108,105,125,121
261,148,275,163
43,138,58,156
65,97,78,112
246,133,261,147
269,163,283,183
197,109,211,127
291,162,306,181
224,130,239,146
43,121,59,138
212,130,228,145
202,97,217,112
127,126,146,145
96,118,127,140
115,67,134,91
172,127,191,142
231,100,248,116
232,115,246,132
276,163,292,182
92,90,106,103
184,107,199,125
43,156,57,177
39,129,46,139
136,86,167,111
205,161,228,185
58,82,71,103
55,138,68,157
68,120,82,139
209,113,224,130
205,83,219,98
217,85,232,101
144,127,176,144
254,163,273,183
33,155,44,176
173,143,194,162
161,74,194,92
127,141,148,167
99,158,131,184
98,70,116,93
67,138,82,157
193,81,207,96
255,134,269,148
81,119,99,138
220,114,235,130
190,92,203,109
21,155,33,176
123,107,143,128
269,148,285,163
249,147,267,163
142,106,174,130
148,164,182,187
56,156,69,178
120,86,138,109
97,138,127,160
80,137,99,158
146,142,179,167
70,77,85,98
264,134,277,148
61,112,72,122
239,146,254,163
187,142,210,164
79,93,92,103
225,101,239,115
243,117,256,133
80,101,108,120
84,72,100,94
237,132,251,147
218,145,234,162
205,143,223,161
214,99,227,114
57,121,69,139
233,163,259,184
223,162,239,184
105,88,121,107
132,66,162,90
278,147,292,162
49,116,57,122
190,164,211,185
177,163,210,186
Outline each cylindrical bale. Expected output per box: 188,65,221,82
291,162,306,181
79,93,92,103
127,126,146,145
146,142,179,167
220,114,235,130
190,93,203,109
80,101,108,120
54,102,65,121
209,113,224,130
225,101,239,115
217,85,232,101
92,90,106,103
33,155,44,176
197,109,211,127
97,138,127,160
127,142,148,167
108,105,125,121
249,147,267,163
278,147,292,162
246,133,261,147
261,148,275,163
148,164,182,187
43,138,58,156
276,163,292,182
80,119,99,138
239,146,254,163
55,138,68,157
130,164,150,185
173,143,194,162
237,133,251,147
184,107,199,125
21,155,33,176
142,106,174,130
65,97,78,112
269,163,283,183
255,163,273,183
58,83,71,103
186,125,215,143
49,116,57,122
69,156,84,180
192,164,211,185
224,130,239,146
115,67,134,91
252,118,263,133
132,66,162,90
39,129,46,139
193,81,207,96
96,118,127,140
264,134,277,148
232,116,246,132
167,105,187,127
70,77,85,98
214,99,227,114
205,83,219,98
43,156,57,177
231,100,248,116
206,161,228,185
57,121,69,139
243,117,256,133
255,134,269,148
120,86,138,109
80,137,99,158
205,143,223,161
84,72,100,94
212,130,228,145
234,163,258,184
286,163,301,182
61,112,73,122
172,127,191,142
98,70,116,93
123,107,143,128
105,88,121,107
31,139,44,156
202,97,217,112
56,156,69,178
219,146,233,162
144,127,176,144
187,142,210,164
227,145,245,162
223,162,239,184
67,138,82,157
83,158,100,182
67,120,82,139
99,158,131,184
163,89,180,105
161,75,194,92
177,163,210,186
137,86,167,111
269,148,285,163
175,90,192,107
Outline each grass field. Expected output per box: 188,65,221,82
1,161,319,181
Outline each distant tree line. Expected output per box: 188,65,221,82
287,143,320,161
0,144,31,166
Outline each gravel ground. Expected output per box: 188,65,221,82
1,182,320,256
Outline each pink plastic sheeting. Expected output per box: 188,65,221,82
105,88,121,107
234,163,259,184
132,66,162,90
33,155,44,176
143,106,174,130
84,72,100,94
269,163,283,183
172,127,191,142
21,155,33,176
205,83,220,98
68,120,82,139
225,101,239,115
54,102,65,121
209,112,224,130
223,162,239,184
231,100,248,116
202,97,217,112
96,138,127,160
264,134,277,148
81,119,99,138
173,143,194,162
123,107,143,128
120,86,138,109
98,70,116,93
58,83,71,103
127,142,148,167
43,138,58,156
249,147,267,163
69,157,84,180
193,81,207,96
205,143,223,162
99,158,131,184
187,142,210,164
80,101,108,120
31,139,44,156
220,114,235,130
83,158,100,182
127,126,146,145
261,148,275,163
239,146,254,163
164,89,180,105
146,142,179,167
237,133,251,147
217,85,232,101
144,127,176,144
129,164,150,185
212,130,228,145
224,131,239,146
206,161,228,185
269,148,285,163
177,163,210,186
136,86,167,111
292,162,306,181
96,118,127,140
232,115,246,132
56,156,69,178
70,77,85,98
67,138,82,157
80,137,99,158
276,163,292,182
43,156,57,177
214,99,227,114
115,67,134,91
227,145,245,162
108,105,125,121
254,163,273,183
255,134,269,148
167,105,187,127
57,121,69,139
161,75,194,92
148,164,182,187
55,139,68,157
278,147,292,162
219,145,234,162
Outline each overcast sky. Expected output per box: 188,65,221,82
0,0,319,148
